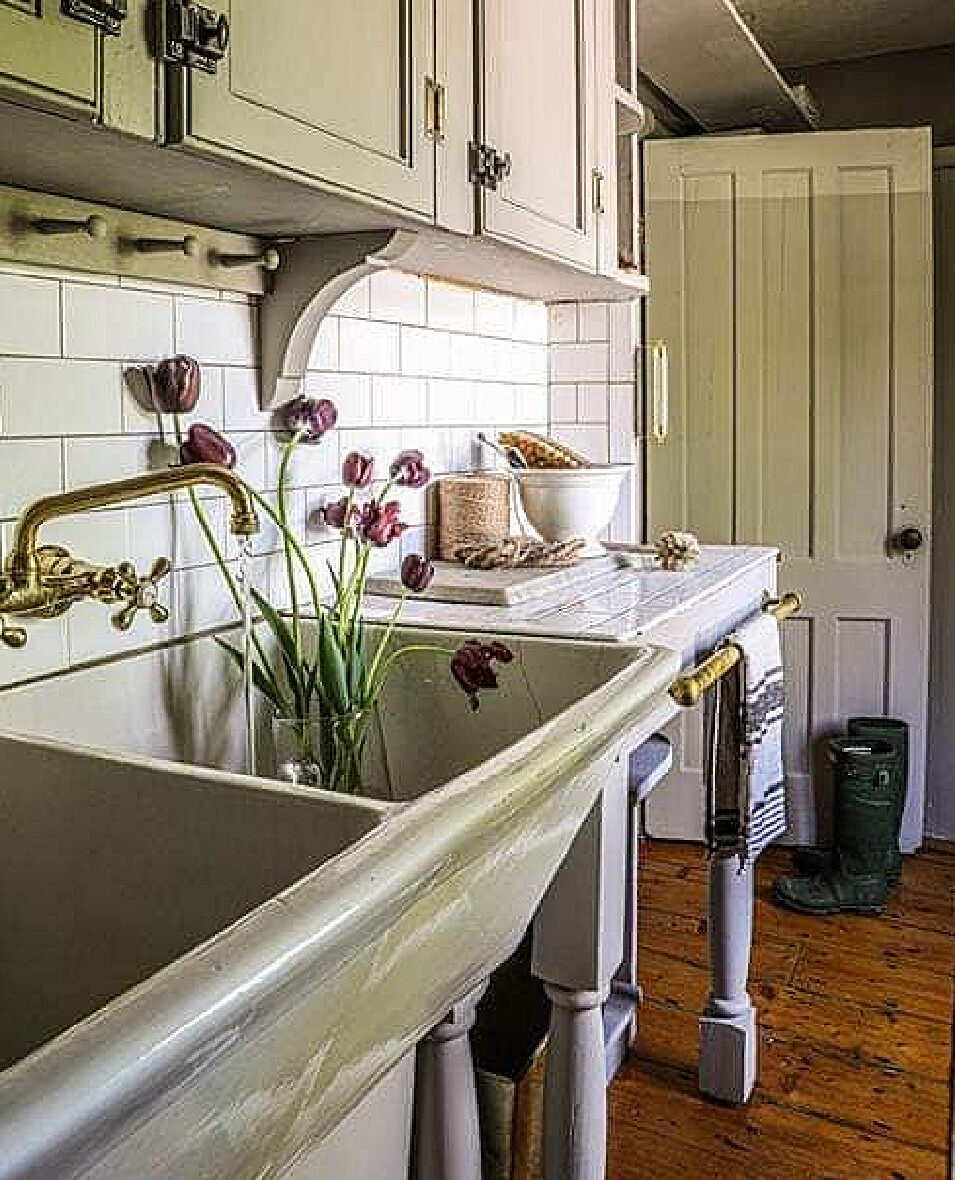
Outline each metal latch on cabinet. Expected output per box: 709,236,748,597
469,143,512,191
159,1,230,75
61,0,127,35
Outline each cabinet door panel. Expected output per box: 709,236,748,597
0,0,99,114
184,0,435,218
480,0,597,267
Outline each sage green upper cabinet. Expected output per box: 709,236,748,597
168,0,436,221
0,0,100,116
476,0,599,268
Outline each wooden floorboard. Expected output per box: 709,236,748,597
607,840,955,1179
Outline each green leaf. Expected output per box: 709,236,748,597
318,609,350,714
215,637,286,713
250,586,307,713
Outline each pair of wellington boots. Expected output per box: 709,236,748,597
774,717,907,916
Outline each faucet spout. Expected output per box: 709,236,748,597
7,463,259,583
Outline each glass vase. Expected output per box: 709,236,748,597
271,709,369,795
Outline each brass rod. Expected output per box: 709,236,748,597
668,591,803,708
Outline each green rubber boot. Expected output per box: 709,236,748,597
774,737,901,915
847,717,907,888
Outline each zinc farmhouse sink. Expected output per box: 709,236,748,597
0,624,679,1179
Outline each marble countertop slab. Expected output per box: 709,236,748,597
363,545,779,643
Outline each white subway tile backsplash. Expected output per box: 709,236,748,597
63,284,173,361
427,379,475,426
548,303,577,343
609,301,639,382
550,383,577,423
552,423,610,464
0,359,123,436
224,368,270,431
549,342,608,384
401,326,451,378
306,371,373,429
474,291,515,337
372,375,427,426
64,435,153,490
175,296,256,366
0,438,62,518
0,257,636,680
426,280,474,334
577,383,609,424
0,274,61,357
609,382,638,463
369,270,426,324
577,302,609,342
308,315,340,371
340,317,399,374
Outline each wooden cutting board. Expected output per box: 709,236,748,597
366,557,619,607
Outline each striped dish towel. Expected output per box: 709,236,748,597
704,612,787,864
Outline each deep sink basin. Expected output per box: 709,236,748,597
0,623,678,1179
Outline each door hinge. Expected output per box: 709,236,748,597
592,168,606,214
159,1,230,75
469,142,512,191
424,78,447,143
61,0,127,35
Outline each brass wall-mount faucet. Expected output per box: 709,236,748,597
0,464,259,649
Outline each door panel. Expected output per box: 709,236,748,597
182,0,435,218
645,129,933,852
480,0,597,267
0,0,99,114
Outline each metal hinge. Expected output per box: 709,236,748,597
159,1,230,75
61,0,127,35
424,77,447,143
469,142,512,190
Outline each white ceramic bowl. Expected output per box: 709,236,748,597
512,464,630,557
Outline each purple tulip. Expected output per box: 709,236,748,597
357,500,405,547
180,422,236,469
145,355,201,414
282,396,338,444
390,448,431,489
321,497,357,530
400,554,435,593
342,450,374,489
451,639,514,711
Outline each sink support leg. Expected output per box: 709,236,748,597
699,852,756,1104
542,983,609,1180
411,980,488,1180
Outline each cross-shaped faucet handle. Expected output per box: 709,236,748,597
111,557,172,632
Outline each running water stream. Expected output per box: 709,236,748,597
236,538,256,776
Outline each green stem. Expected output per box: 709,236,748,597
172,414,282,706
278,433,304,666
367,642,452,705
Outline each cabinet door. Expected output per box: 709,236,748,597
0,0,100,116
478,0,598,268
178,0,435,219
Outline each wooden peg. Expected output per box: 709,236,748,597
32,214,107,240
213,246,281,272
133,234,201,258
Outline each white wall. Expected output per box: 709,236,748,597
0,261,640,691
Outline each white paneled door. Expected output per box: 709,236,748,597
644,128,934,852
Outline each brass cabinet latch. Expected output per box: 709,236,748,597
591,168,606,214
159,0,230,75
424,77,447,142
469,143,512,191
61,0,127,35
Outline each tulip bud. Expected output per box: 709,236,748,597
180,423,236,469
450,638,513,710
145,355,201,414
322,497,355,530
390,448,431,489
282,396,338,444
342,450,374,489
400,554,435,593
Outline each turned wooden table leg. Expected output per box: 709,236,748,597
543,983,610,1180
699,853,757,1104
411,980,488,1180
